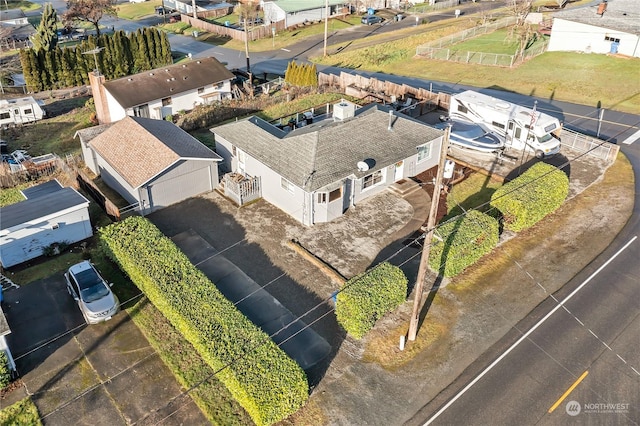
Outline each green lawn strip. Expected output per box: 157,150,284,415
5,97,93,156
0,184,29,206
5,0,40,11
449,28,546,55
0,397,42,426
313,29,640,114
126,299,252,425
116,0,162,20
444,172,502,219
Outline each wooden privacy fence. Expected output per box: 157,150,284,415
318,71,450,110
180,14,286,42
76,169,121,220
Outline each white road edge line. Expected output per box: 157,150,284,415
424,235,638,426
621,129,640,145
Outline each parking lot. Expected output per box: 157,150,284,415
1,275,207,425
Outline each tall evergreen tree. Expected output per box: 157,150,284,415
32,3,58,52
159,30,172,65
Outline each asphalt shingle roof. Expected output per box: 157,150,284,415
102,57,234,109
89,116,221,188
212,104,444,192
553,0,640,35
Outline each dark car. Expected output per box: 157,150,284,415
361,15,383,25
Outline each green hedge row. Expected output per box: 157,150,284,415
99,217,307,426
0,351,10,389
428,210,499,277
335,262,407,339
490,162,569,232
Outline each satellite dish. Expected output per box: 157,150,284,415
357,161,369,172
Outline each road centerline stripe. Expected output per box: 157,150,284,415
424,235,637,426
548,370,589,413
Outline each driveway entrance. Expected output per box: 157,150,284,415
2,276,207,425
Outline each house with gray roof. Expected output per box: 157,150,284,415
76,116,222,215
89,57,235,124
212,100,444,225
548,0,640,57
0,179,92,268
262,0,350,28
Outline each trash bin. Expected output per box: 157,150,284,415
193,31,199,38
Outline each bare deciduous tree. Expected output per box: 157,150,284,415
63,0,116,37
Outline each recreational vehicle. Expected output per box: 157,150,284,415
0,96,45,128
448,90,561,158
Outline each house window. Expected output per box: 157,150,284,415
281,177,294,193
133,104,150,118
329,187,341,202
317,193,327,203
362,170,384,190
198,87,205,94
604,36,620,43
0,112,9,119
417,143,432,162
216,82,224,89
162,97,172,106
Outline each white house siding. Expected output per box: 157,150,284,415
138,160,217,214
548,19,640,57
80,138,99,175
0,207,92,268
96,157,139,205
263,3,286,24
105,90,127,122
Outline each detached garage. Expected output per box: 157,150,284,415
0,179,92,268
77,116,221,215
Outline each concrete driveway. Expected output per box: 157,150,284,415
1,275,207,425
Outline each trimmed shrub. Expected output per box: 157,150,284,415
99,217,308,426
335,262,407,339
0,351,10,389
490,162,569,232
428,210,499,277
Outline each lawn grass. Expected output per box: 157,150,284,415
116,0,162,20
450,28,546,55
5,0,40,12
311,19,640,114
3,97,93,156
445,172,503,219
0,184,29,206
0,397,42,426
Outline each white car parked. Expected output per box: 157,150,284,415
65,260,119,324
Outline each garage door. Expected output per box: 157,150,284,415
147,164,213,211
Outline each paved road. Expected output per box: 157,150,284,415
405,125,640,425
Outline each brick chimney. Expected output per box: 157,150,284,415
88,71,111,124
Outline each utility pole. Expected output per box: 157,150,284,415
323,0,329,57
408,126,450,341
244,17,252,83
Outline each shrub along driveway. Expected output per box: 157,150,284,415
2,274,207,425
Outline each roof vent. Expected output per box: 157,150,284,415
128,78,133,81
196,60,201,64
171,77,176,81
183,76,188,80
182,64,187,67
149,72,154,76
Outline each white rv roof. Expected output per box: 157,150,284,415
0,96,40,108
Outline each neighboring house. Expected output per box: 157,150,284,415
0,9,28,26
88,57,235,124
262,0,350,28
0,307,17,378
212,100,444,226
76,116,222,215
0,180,92,269
162,0,233,16
547,0,640,57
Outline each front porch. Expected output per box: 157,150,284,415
219,172,261,206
